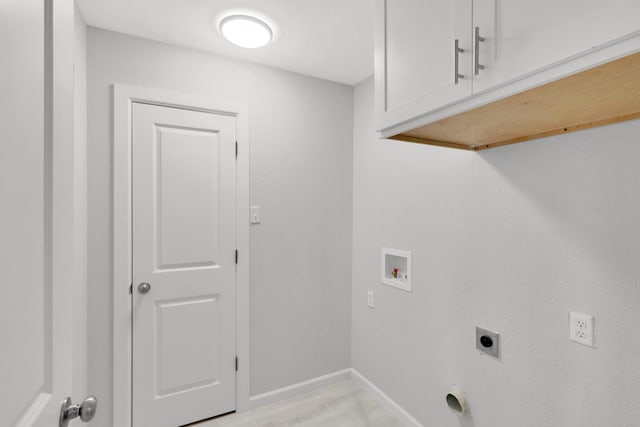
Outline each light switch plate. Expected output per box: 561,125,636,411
250,206,261,224
476,326,499,358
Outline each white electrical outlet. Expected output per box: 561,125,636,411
367,290,374,308
569,311,594,347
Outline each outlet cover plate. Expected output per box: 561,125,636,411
476,326,500,358
250,206,261,224
569,311,594,347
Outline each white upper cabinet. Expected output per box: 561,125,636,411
376,0,640,138
375,0,472,131
472,0,640,93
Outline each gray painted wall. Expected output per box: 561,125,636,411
87,28,353,427
351,77,640,427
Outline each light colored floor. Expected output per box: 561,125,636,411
193,380,403,427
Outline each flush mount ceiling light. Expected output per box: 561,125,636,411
220,14,273,48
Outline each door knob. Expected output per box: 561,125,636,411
138,282,151,294
59,395,98,427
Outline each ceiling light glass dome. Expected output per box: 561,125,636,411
220,15,273,48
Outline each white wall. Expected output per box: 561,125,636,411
86,28,353,426
352,77,640,427
72,3,88,399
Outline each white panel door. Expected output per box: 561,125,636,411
1,0,77,426
376,0,472,131
473,0,640,93
132,103,237,427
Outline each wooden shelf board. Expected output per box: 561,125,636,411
392,52,640,151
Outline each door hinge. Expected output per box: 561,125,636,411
235,140,238,158
235,250,238,264
235,356,238,372
129,283,133,294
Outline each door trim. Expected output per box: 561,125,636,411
113,84,250,427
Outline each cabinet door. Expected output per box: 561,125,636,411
473,0,640,93
375,0,472,132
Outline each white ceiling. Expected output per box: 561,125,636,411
77,0,374,85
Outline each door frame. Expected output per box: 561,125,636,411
112,84,250,427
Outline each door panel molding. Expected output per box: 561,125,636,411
113,85,250,427
154,294,221,397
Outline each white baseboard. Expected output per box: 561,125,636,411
350,369,423,427
247,368,352,410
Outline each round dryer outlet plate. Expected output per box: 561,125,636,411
476,326,499,358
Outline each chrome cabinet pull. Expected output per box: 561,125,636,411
454,39,464,84
474,27,485,75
